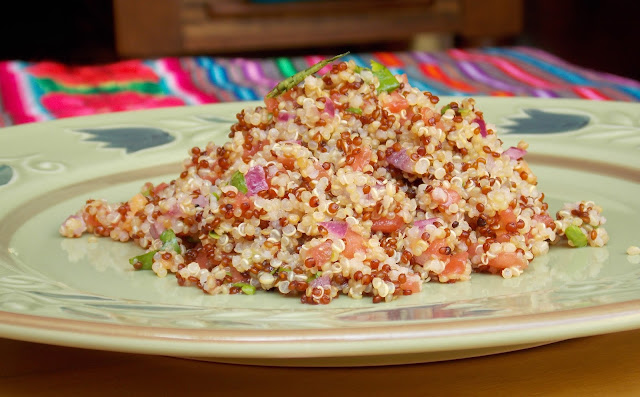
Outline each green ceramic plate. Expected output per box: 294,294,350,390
1,98,639,366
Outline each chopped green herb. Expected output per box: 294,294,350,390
208,231,220,239
160,229,182,254
566,225,588,247
129,250,157,270
440,104,451,115
354,65,370,73
211,192,220,200
230,171,248,194
308,271,322,281
371,61,400,93
346,107,362,114
266,52,349,98
233,282,257,295
459,108,472,116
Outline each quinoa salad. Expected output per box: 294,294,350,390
60,54,609,304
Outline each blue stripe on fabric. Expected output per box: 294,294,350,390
615,85,640,100
487,48,640,100
20,62,51,120
343,54,368,68
389,67,446,96
484,48,591,85
145,60,169,94
199,57,258,99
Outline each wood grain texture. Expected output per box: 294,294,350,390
113,0,182,57
0,330,639,396
113,0,522,56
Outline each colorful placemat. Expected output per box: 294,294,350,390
1,47,638,127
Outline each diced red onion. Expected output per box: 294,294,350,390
167,204,182,217
192,195,209,208
414,218,438,229
473,118,487,137
323,99,336,117
150,222,164,239
310,275,331,289
386,149,415,173
245,165,269,196
319,221,347,239
503,146,527,160
277,113,291,122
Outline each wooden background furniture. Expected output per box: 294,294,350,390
113,0,523,57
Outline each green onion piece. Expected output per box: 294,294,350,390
129,250,157,270
354,65,370,73
230,171,248,194
208,231,220,239
371,61,400,93
211,192,220,200
566,225,588,247
440,104,451,115
346,107,362,114
233,282,257,295
459,108,472,116
160,229,182,254
266,52,350,98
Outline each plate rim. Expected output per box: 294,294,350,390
1,97,640,361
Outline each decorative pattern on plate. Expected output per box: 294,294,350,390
500,109,591,134
0,165,12,186
75,127,175,153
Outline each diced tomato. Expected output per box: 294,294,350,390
420,107,439,124
488,252,528,270
384,91,409,113
424,238,448,260
414,239,448,264
371,215,405,233
83,213,101,229
533,213,555,229
280,156,296,169
316,164,331,180
342,229,366,259
351,146,371,172
442,252,468,277
195,248,210,269
495,208,517,237
228,266,246,283
153,182,168,196
400,273,422,293
234,193,254,211
264,97,278,113
431,187,461,208
243,139,269,161
301,240,333,268
129,193,148,215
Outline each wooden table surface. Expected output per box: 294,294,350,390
1,329,639,396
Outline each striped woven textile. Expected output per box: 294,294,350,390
1,47,638,127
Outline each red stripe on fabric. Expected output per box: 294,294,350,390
419,64,476,92
0,62,37,124
161,58,219,104
573,86,610,100
374,52,404,67
448,48,556,89
304,55,333,74
490,91,515,97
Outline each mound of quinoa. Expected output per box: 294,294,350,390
60,58,607,304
